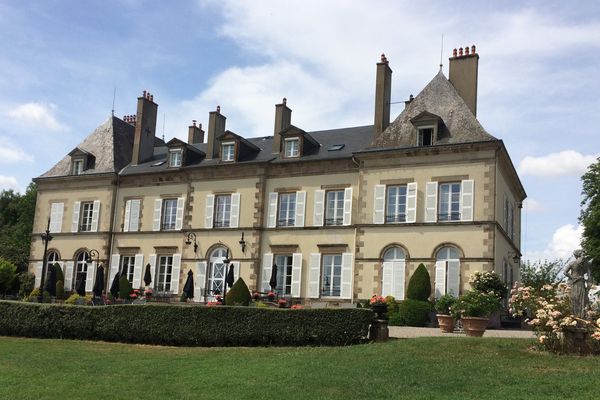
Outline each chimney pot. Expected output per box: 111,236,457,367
192,119,197,127
453,48,457,57
465,46,470,55
150,94,154,102
459,47,463,56
199,123,202,129
216,105,221,113
449,44,479,116
283,97,287,105
471,45,476,54
143,90,147,98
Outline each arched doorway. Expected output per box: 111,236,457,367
381,246,406,299
73,250,90,292
207,247,229,298
434,246,461,299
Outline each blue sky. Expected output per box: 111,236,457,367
1,0,599,262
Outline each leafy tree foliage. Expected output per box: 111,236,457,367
580,157,600,282
406,263,432,301
519,260,565,291
0,258,17,295
0,183,37,274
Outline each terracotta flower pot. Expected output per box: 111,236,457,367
461,316,490,337
436,314,454,333
371,303,388,320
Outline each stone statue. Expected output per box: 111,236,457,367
564,249,593,317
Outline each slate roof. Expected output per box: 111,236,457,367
370,71,497,148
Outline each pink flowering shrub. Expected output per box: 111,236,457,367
509,283,600,354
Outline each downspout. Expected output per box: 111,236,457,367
106,172,120,292
351,155,361,304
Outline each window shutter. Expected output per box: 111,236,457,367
267,192,278,228
50,202,64,233
313,190,325,226
447,260,460,296
71,201,81,232
195,261,207,302
148,254,157,289
340,253,353,299
460,179,474,222
133,254,144,288
171,254,181,294
425,182,438,223
230,193,241,228
175,197,185,230
291,253,302,298
261,253,273,292
35,262,43,287
123,200,132,232
232,261,240,283
508,205,514,240
435,261,446,299
343,187,353,226
295,191,306,227
109,255,120,288
130,199,141,232
406,182,417,223
392,260,406,300
91,200,101,232
205,194,215,229
64,261,74,290
381,261,393,297
373,184,386,224
308,253,321,299
152,199,162,231
85,262,95,292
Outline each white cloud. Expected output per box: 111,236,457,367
518,151,598,177
524,198,546,213
527,224,583,261
0,136,33,163
6,102,66,131
0,175,21,192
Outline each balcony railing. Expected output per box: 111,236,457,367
277,218,295,227
438,212,461,221
325,217,343,226
214,219,230,228
385,214,406,223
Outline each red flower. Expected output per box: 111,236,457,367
278,299,287,305
291,304,303,309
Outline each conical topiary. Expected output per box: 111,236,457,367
54,263,64,283
225,278,252,306
406,263,432,301
119,275,132,299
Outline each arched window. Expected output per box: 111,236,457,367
381,246,406,300
207,247,228,299
46,250,60,270
73,250,89,292
434,246,461,299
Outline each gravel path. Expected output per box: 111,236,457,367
389,326,535,339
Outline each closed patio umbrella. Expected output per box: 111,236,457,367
269,263,278,291
225,263,235,289
44,263,57,296
75,275,86,296
143,263,152,287
93,264,105,297
182,269,194,300
109,271,120,298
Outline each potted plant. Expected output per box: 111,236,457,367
144,288,153,301
267,291,276,301
370,295,388,319
454,291,501,337
469,271,507,328
277,298,288,308
435,294,457,333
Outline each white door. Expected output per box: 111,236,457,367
207,247,228,301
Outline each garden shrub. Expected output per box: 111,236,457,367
18,272,35,299
27,287,41,302
406,264,431,301
180,292,188,302
0,300,373,347
0,258,17,295
225,278,251,306
54,263,64,284
119,275,132,299
56,280,65,300
65,293,81,305
397,299,433,327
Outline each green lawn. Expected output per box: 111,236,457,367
1,336,599,400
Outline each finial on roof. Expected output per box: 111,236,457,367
380,53,388,63
216,105,221,113
283,97,287,105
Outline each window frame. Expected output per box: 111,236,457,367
438,182,461,221
274,254,293,296
417,125,435,147
325,190,344,226
79,202,94,232
120,255,136,283
321,253,342,297
385,185,408,223
72,158,84,175
74,251,89,291
283,138,300,158
221,141,236,162
168,149,183,168
161,198,178,231
214,194,232,228
156,255,173,293
277,192,296,227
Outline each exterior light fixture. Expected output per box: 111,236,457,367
239,232,246,253
86,249,100,265
39,217,53,300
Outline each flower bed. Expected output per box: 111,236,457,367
0,300,372,347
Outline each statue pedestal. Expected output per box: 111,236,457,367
369,319,389,342
563,327,591,355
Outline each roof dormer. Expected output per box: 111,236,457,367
278,125,319,159
68,147,95,175
165,138,205,168
217,130,260,163
410,111,444,147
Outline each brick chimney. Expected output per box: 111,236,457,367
272,98,291,153
374,53,392,141
449,45,479,116
188,120,204,144
132,90,158,165
206,106,226,159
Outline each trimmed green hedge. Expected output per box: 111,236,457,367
0,301,372,346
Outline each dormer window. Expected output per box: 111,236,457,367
168,149,183,168
284,138,300,158
72,159,84,175
418,128,434,146
222,142,235,162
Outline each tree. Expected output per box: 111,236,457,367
0,257,17,295
580,157,600,282
406,263,432,301
519,259,566,291
0,183,37,274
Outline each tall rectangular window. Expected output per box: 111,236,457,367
325,190,344,226
418,128,433,146
120,256,135,283
274,254,293,295
222,142,235,162
161,198,178,230
284,138,300,158
438,182,461,221
79,202,94,231
386,185,407,223
156,255,173,292
168,149,182,167
214,195,232,228
322,254,342,297
72,159,84,175
277,193,296,227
